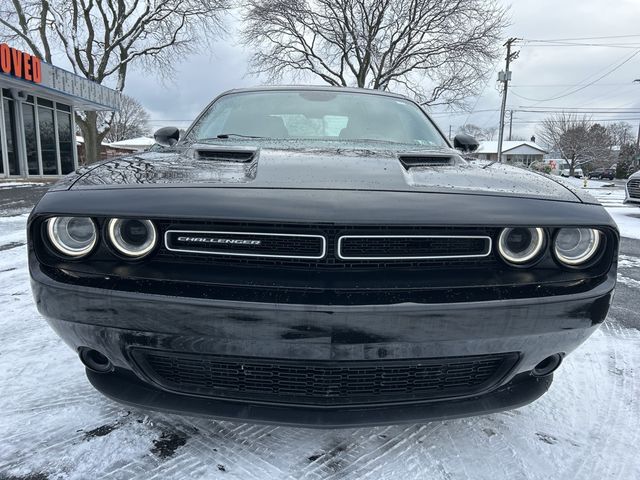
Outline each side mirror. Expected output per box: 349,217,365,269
453,134,479,153
154,126,180,147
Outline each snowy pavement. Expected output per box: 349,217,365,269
560,177,640,240
0,184,639,479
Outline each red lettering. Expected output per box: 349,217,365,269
10,47,22,77
0,44,10,73
0,44,41,82
32,56,41,83
23,52,32,81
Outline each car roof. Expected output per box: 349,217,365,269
220,85,412,102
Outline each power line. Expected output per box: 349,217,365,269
510,49,640,103
462,60,500,127
516,106,640,111
512,117,640,124
510,82,629,87
522,42,640,49
431,109,500,116
524,34,640,42
435,107,640,116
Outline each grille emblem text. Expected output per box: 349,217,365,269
177,236,262,246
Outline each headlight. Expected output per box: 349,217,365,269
107,218,157,258
554,228,601,266
497,227,545,265
47,216,97,257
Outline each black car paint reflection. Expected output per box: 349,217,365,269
29,86,617,427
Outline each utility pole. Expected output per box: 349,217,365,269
496,38,519,163
508,110,514,141
634,80,640,146
449,124,452,140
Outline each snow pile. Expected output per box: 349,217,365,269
0,182,47,188
558,177,640,239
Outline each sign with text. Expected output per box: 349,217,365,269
0,44,42,83
0,43,120,111
40,63,121,111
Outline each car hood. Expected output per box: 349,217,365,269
64,143,585,203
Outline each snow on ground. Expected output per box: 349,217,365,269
560,176,640,239
1,211,640,479
0,181,47,189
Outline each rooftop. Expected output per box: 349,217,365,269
476,141,548,155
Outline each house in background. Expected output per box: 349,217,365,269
106,136,156,152
75,135,156,164
75,136,133,165
475,140,548,166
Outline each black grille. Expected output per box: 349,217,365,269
132,350,518,405
165,230,325,258
339,236,490,259
156,221,499,270
628,179,640,199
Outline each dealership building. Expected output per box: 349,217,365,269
0,44,120,179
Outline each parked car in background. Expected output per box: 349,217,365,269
589,168,615,180
625,170,640,204
543,159,583,178
560,166,583,178
28,86,618,427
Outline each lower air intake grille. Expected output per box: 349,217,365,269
132,350,518,405
628,179,640,199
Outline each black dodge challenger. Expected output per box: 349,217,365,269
29,86,617,427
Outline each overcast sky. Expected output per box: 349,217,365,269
124,0,640,140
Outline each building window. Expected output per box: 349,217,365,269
23,102,39,175
1,91,76,178
38,105,57,175
2,96,19,175
57,110,74,174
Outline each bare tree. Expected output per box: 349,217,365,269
101,94,150,143
242,0,508,106
537,113,613,176
457,124,498,141
606,121,633,147
0,0,230,163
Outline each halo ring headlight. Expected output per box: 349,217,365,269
47,216,97,258
107,218,157,258
498,227,545,265
554,228,602,266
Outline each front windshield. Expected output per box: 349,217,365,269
187,90,447,147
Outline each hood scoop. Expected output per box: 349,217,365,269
194,146,257,162
398,154,455,169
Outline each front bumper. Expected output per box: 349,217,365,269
31,260,614,427
87,368,552,428
625,179,640,204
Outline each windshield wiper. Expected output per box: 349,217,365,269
213,133,265,139
343,138,403,145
